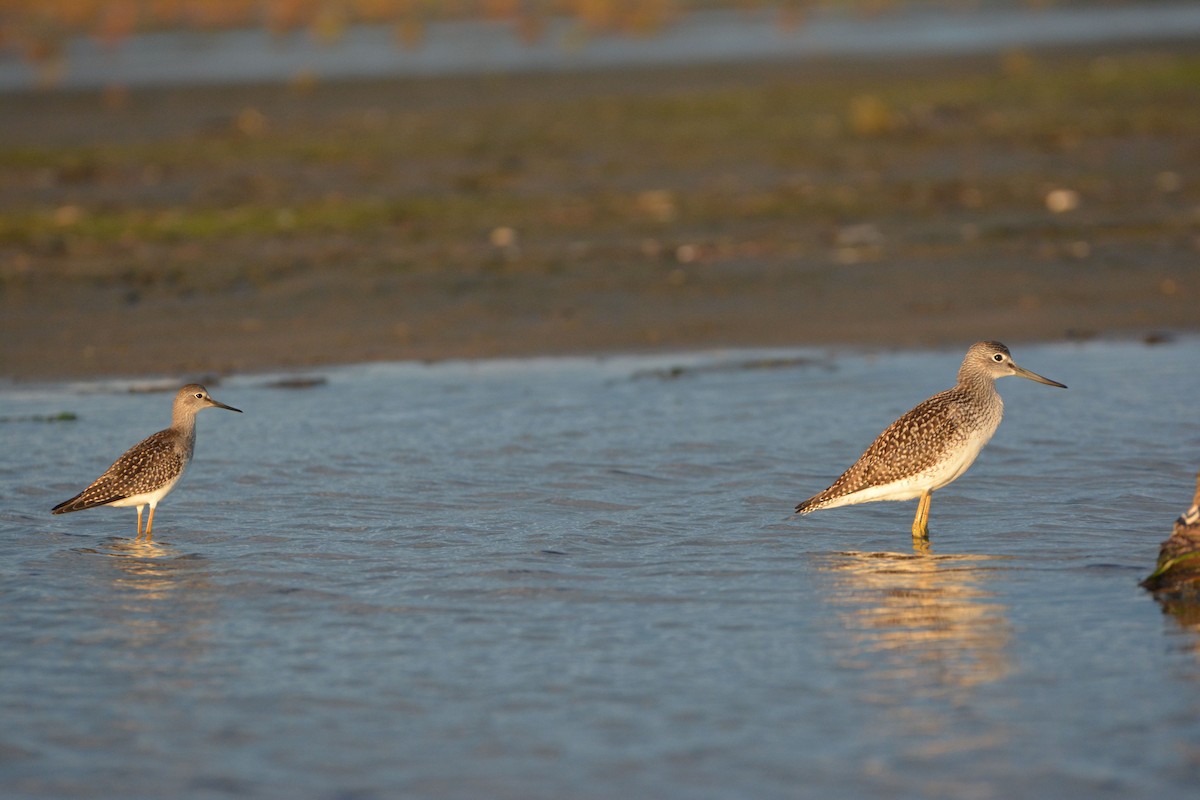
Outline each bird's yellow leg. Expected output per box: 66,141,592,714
911,491,932,542
144,506,156,541
135,506,145,540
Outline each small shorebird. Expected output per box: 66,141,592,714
794,341,1065,543
52,384,241,540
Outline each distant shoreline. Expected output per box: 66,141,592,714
4,3,1200,92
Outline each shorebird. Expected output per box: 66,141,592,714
52,384,241,540
794,341,1065,542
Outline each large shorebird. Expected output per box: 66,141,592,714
52,384,241,540
794,341,1066,543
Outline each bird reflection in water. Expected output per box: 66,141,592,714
73,538,216,654
819,550,1012,702
104,537,181,601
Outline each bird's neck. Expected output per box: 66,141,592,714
957,371,1003,409
171,410,199,446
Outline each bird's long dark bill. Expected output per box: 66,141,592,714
1012,364,1067,389
212,400,243,413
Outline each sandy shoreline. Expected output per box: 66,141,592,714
2,46,1197,381
3,246,1193,383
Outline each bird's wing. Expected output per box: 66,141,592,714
849,392,964,486
52,430,183,513
797,390,964,511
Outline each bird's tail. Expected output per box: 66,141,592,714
52,492,120,514
794,494,826,516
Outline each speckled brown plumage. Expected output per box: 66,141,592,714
794,341,1066,540
51,384,241,538
52,430,188,513
795,383,1000,514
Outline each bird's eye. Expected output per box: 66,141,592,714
195,393,204,399
992,353,1004,362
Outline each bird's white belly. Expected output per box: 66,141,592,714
832,431,993,507
107,474,182,509
918,435,990,491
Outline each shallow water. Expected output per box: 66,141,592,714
2,339,1199,799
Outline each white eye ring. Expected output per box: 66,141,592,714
992,353,1005,362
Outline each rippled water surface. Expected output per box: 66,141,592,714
2,339,1199,799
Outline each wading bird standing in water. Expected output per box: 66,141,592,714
52,384,241,540
794,341,1065,544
